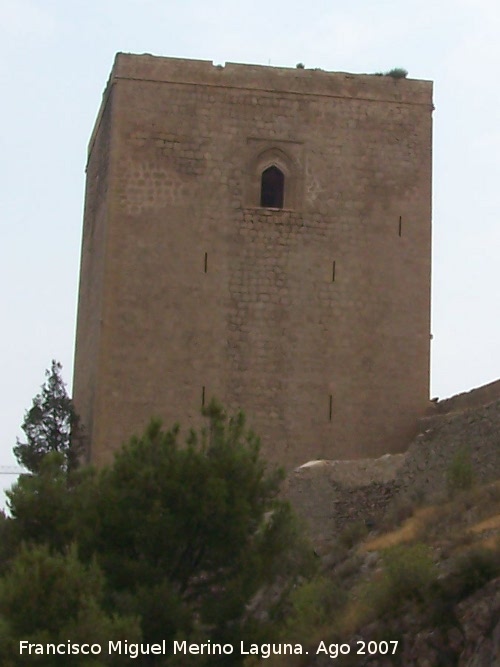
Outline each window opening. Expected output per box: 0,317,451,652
260,166,285,208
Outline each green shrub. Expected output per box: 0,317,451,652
444,545,500,601
447,446,475,497
354,543,436,626
382,542,437,601
339,521,368,549
0,544,140,666
284,576,346,641
386,68,408,79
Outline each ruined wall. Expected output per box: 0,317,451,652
397,397,500,500
283,455,406,550
284,390,500,550
433,379,500,415
73,53,433,468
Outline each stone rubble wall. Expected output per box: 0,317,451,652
283,385,500,666
398,396,500,501
283,455,406,547
284,389,500,547
432,378,500,415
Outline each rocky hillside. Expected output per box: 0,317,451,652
277,392,500,667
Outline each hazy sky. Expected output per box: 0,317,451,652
1,0,499,498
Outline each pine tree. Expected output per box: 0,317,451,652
5,400,314,665
13,361,80,474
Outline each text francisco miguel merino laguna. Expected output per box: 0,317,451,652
20,639,396,660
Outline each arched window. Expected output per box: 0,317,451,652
260,166,285,208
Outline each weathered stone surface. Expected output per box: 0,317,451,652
284,393,500,549
283,454,405,547
457,578,500,667
396,397,500,501
433,379,500,415
73,53,432,469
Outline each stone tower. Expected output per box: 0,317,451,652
73,53,433,469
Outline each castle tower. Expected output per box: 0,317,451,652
73,54,433,469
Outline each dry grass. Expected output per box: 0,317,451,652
258,478,500,667
361,506,436,551
478,534,500,550
469,513,500,534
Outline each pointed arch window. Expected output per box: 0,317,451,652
260,165,285,208
246,143,300,209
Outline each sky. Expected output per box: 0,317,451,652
1,0,499,501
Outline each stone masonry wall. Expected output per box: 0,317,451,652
73,85,115,462
73,53,433,469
